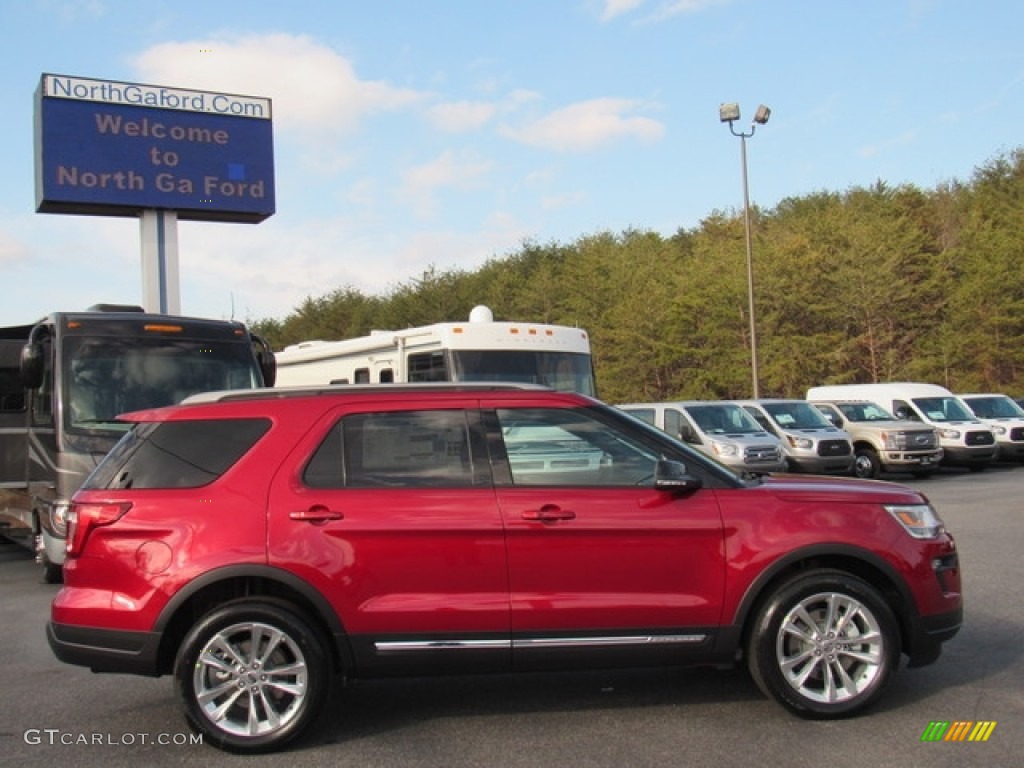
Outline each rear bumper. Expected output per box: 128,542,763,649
47,621,162,677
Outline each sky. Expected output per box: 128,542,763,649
2,0,1023,328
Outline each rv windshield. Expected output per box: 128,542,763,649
64,336,263,433
911,397,974,423
450,350,596,396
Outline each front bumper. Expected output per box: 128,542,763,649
905,605,963,667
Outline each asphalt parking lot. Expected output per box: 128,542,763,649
0,467,1021,768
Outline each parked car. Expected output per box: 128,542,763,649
49,384,962,753
734,399,855,475
810,400,942,479
617,400,786,474
958,393,1024,463
807,383,996,471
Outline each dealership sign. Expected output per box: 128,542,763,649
35,74,275,223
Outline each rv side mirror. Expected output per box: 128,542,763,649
653,458,702,493
20,342,43,390
252,334,277,388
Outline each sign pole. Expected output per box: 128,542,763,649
139,209,180,315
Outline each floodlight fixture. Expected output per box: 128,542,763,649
753,105,771,125
719,102,741,123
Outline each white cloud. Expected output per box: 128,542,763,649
427,89,541,133
132,34,425,140
860,130,917,158
599,0,727,23
427,100,498,133
600,0,648,22
0,225,30,264
398,150,494,217
500,98,665,152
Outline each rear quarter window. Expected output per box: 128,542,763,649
84,418,271,489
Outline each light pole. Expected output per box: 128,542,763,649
719,102,770,398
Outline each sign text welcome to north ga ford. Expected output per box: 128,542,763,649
35,74,275,223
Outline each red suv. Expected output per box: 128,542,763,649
48,384,962,753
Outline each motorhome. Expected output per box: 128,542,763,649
734,399,855,475
0,305,275,581
617,400,786,474
274,306,596,395
958,393,1024,463
806,383,996,471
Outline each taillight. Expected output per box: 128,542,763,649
66,501,132,556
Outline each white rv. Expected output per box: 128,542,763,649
617,400,786,474
806,383,996,471
274,306,596,395
958,393,1024,463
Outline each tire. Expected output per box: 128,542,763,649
746,569,899,718
852,449,881,479
39,550,63,584
174,600,331,753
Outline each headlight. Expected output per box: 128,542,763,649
885,503,945,539
881,431,906,450
51,500,71,537
938,428,961,440
712,442,738,457
991,425,1007,436
787,436,813,450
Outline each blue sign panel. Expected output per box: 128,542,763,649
35,74,275,223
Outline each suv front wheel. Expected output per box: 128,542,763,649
746,570,899,717
174,600,331,753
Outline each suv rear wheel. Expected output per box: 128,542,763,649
747,570,898,717
174,600,330,753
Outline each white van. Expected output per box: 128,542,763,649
958,393,1024,463
806,383,996,471
733,400,854,475
617,401,787,474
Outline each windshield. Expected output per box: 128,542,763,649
912,397,974,423
64,336,263,433
837,401,896,422
762,401,832,430
451,350,596,396
964,396,1024,419
686,404,762,434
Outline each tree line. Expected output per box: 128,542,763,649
251,148,1024,405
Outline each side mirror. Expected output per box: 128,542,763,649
252,334,277,387
678,425,699,444
653,458,702,493
20,342,43,390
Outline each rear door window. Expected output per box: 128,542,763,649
304,409,478,488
